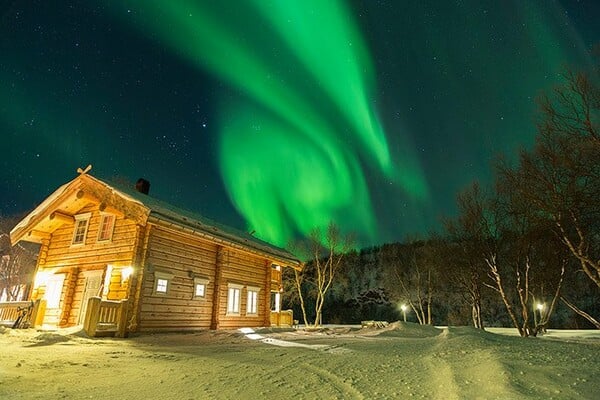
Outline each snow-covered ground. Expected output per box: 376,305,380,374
1,323,598,399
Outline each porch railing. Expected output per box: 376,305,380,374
0,299,46,328
83,296,128,338
270,309,294,327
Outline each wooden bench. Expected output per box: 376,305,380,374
361,320,389,328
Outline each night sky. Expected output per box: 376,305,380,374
1,1,598,247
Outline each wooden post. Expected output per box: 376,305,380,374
76,189,96,202
49,211,74,225
264,261,272,327
84,296,101,337
116,300,129,338
30,299,46,328
99,202,124,217
128,224,151,334
62,267,79,326
210,246,225,330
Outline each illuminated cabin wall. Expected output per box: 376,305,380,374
31,203,138,326
136,224,272,332
216,248,269,329
28,201,284,331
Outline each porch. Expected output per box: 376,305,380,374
3,298,292,336
82,296,128,337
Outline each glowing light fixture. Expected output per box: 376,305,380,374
400,304,408,322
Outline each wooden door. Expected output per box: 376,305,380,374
78,272,103,325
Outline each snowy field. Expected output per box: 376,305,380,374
1,323,599,399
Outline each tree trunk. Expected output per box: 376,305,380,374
426,269,433,325
471,273,484,329
470,291,484,329
486,255,528,337
294,269,310,327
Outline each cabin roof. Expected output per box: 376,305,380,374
98,176,301,267
11,173,302,269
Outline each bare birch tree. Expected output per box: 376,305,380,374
443,220,486,329
452,182,566,336
291,223,354,328
497,66,600,327
383,240,439,325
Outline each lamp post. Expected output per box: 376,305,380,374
400,304,408,322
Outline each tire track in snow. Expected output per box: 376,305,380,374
301,362,364,400
424,329,518,399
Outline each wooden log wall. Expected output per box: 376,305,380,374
216,249,269,329
138,225,218,331
61,267,78,326
106,268,129,301
210,246,225,329
128,225,151,333
137,224,272,332
42,204,138,269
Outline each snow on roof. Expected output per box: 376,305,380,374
95,176,301,267
11,172,301,267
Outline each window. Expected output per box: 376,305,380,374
153,271,174,295
247,286,261,315
156,279,168,293
193,277,209,299
72,213,91,245
227,283,243,315
97,214,116,242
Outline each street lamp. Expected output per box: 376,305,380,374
400,304,408,322
533,302,545,328
536,303,545,320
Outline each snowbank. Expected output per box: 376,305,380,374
1,323,598,399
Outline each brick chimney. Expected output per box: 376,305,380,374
135,178,150,195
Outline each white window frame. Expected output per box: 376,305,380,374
226,283,243,315
271,292,281,312
71,213,91,246
153,271,174,295
193,277,209,299
97,213,116,242
246,286,261,315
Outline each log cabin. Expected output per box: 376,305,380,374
9,169,302,335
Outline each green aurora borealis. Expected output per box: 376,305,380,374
1,1,598,246
105,0,429,245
